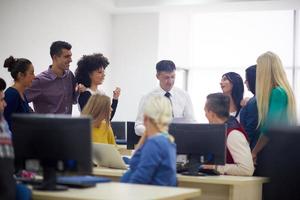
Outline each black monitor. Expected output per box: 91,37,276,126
111,121,126,140
169,123,226,175
126,122,140,149
111,121,127,145
260,126,300,200
12,114,92,191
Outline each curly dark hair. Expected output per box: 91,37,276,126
75,53,109,87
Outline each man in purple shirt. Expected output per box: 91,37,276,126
25,41,78,114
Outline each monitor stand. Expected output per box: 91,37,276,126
33,166,68,191
181,155,205,176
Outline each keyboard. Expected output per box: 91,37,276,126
15,177,42,185
116,139,127,145
176,163,220,176
57,176,111,188
198,168,220,176
16,175,111,188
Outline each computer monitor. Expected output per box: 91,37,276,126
169,123,226,175
12,114,92,191
260,126,300,200
111,121,127,145
126,122,140,150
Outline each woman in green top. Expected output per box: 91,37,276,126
252,51,297,166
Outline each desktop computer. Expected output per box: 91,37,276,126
126,121,140,149
111,121,127,144
169,123,226,176
260,126,300,200
12,114,93,191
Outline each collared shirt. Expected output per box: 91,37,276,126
135,87,195,136
25,66,78,114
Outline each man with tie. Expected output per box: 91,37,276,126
135,60,195,136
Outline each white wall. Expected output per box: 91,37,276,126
1,0,300,121
0,0,112,116
107,13,159,121
158,13,191,68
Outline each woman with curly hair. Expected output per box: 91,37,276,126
75,53,120,120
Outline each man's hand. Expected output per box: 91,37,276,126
201,164,216,170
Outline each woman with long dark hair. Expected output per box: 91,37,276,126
220,72,244,120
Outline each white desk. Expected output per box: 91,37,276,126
93,167,268,200
32,182,200,200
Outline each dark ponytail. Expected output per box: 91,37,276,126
3,56,32,81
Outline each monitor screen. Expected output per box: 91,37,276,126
12,114,92,190
126,121,140,150
111,121,126,140
169,123,226,165
261,126,300,200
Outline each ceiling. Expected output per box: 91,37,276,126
113,0,275,7
95,0,300,13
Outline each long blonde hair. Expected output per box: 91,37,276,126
256,51,297,127
81,94,111,128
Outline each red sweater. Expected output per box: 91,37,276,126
226,117,249,164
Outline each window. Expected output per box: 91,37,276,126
159,10,299,122
175,68,188,91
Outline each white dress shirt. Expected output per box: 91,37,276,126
217,130,254,176
135,87,195,136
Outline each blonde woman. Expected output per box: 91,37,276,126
81,94,116,145
121,96,177,186
252,52,297,172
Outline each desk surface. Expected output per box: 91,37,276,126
32,182,201,200
93,167,268,200
93,167,268,185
